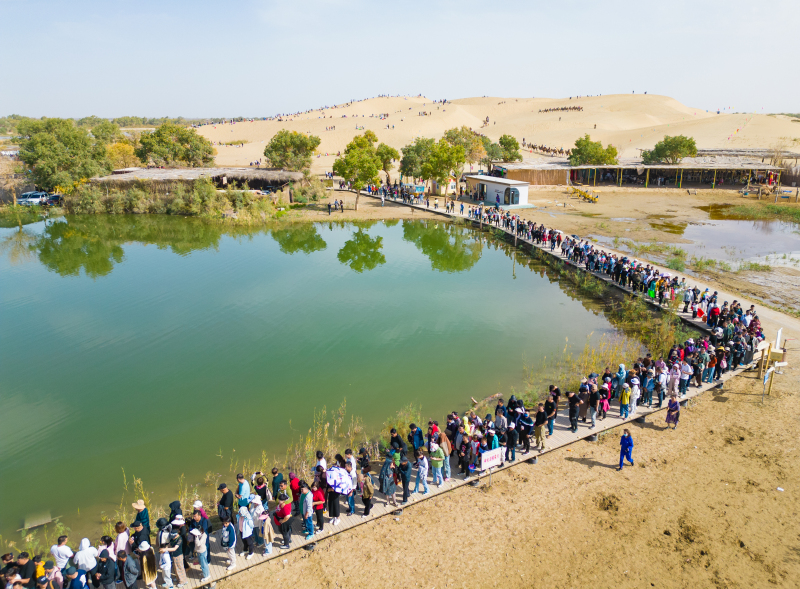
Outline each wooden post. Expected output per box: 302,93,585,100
675,169,678,186
746,169,751,189
645,169,650,188
679,169,683,188
712,169,717,188
594,169,597,186
767,369,775,396
758,343,771,379
617,168,621,186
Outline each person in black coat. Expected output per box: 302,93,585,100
397,456,412,504
505,422,519,462
90,551,117,589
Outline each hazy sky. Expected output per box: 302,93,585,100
3,0,797,118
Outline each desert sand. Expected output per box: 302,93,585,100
195,94,800,174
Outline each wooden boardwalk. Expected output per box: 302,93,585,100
164,194,750,588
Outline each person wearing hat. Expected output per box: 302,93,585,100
154,520,176,588
90,550,117,589
37,575,55,589
134,543,157,589
189,510,210,560
116,551,139,589
167,516,187,587
216,484,233,521
128,522,148,554
188,529,209,583
42,562,62,589
619,384,631,419
62,567,84,589
629,377,640,415
504,421,519,462
131,501,150,539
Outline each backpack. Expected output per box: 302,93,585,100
362,476,374,499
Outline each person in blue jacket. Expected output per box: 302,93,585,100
618,429,634,471
406,424,425,451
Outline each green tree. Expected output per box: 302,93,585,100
16,118,111,191
375,143,400,179
332,132,381,210
400,137,434,180
271,224,327,254
135,123,215,167
337,228,386,273
568,134,619,166
443,126,485,171
641,135,697,164
262,129,321,171
91,120,121,145
498,134,522,162
479,136,503,171
421,140,463,195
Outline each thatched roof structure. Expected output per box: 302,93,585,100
92,167,304,191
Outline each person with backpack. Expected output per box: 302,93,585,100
216,485,233,522
236,506,255,560
360,466,374,517
215,517,236,571
42,563,62,589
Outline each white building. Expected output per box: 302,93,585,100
464,175,530,208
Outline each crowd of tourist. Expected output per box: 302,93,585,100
0,188,766,589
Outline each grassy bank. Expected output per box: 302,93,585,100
727,203,800,223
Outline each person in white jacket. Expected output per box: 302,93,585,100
630,377,641,414
73,538,98,572
237,506,254,560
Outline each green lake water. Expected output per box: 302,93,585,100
0,214,622,542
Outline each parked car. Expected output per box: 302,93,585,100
45,194,64,206
17,191,49,206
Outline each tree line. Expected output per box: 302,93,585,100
14,119,215,192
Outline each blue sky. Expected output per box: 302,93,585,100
2,0,797,117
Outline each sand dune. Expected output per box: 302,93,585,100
195,94,799,173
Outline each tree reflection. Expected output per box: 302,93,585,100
33,219,125,278
402,220,481,273
337,228,386,273
271,224,327,255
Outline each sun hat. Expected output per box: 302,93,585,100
138,542,151,552
170,515,185,526
193,501,203,509
132,500,145,510
189,529,202,537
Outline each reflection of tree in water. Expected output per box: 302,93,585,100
402,220,482,273
271,224,327,255
0,225,37,266
34,220,125,278
337,228,386,273
29,215,242,278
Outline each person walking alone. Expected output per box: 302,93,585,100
617,429,634,470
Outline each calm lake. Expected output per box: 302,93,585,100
1,214,623,541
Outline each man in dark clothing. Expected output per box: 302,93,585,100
504,422,519,462
167,501,182,523
567,391,582,433
217,483,234,520
516,410,532,453
116,553,138,589
397,456,412,504
533,404,548,451
128,522,148,551
389,429,407,455
16,553,36,589
458,437,473,477
91,551,117,589
271,468,284,500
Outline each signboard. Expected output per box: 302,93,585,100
480,447,504,470
776,328,783,349
414,185,425,194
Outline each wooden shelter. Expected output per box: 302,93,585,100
91,167,305,193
